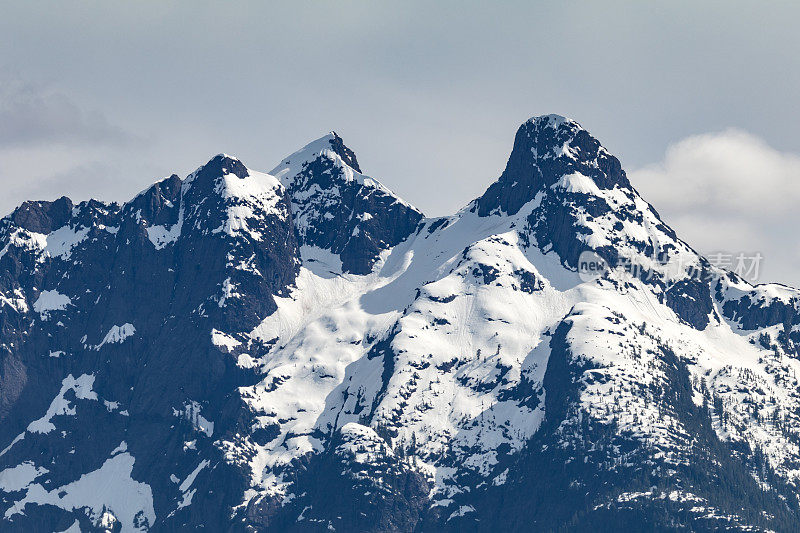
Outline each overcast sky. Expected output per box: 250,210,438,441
1,1,799,285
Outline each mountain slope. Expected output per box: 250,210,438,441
2,116,800,532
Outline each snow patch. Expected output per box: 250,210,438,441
27,374,97,434
551,171,602,195
218,277,241,307
0,461,48,492
44,225,91,259
95,323,136,350
33,290,71,319
146,219,182,249
174,401,214,437
211,329,241,352
4,451,156,532
0,288,28,314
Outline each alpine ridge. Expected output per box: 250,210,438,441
2,116,800,532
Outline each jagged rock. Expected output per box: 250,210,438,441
270,132,423,274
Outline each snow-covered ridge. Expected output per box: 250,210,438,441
266,132,424,274
3,115,800,531
269,132,417,211
215,116,800,526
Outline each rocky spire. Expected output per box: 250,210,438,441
475,114,630,216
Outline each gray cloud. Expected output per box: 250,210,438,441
0,142,165,217
0,75,157,216
0,78,134,147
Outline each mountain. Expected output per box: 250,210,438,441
2,115,800,532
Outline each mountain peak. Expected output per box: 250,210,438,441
475,114,629,216
326,131,361,173
194,153,250,180
525,113,578,128
8,196,74,234
269,131,421,274
270,131,361,185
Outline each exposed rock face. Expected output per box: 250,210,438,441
0,153,304,531
2,119,800,532
476,114,630,217
270,132,423,274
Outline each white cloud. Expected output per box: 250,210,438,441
631,130,800,287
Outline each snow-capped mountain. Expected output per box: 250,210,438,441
2,115,800,532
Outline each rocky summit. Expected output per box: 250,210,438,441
2,116,800,532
